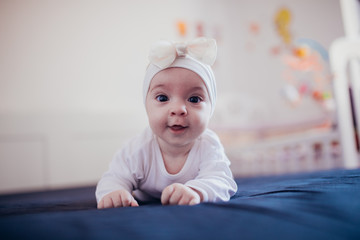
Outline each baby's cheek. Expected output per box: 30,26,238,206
190,116,208,137
196,104,211,120
148,112,167,131
195,110,211,126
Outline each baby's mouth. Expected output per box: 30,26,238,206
168,124,188,133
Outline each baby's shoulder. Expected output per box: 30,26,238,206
199,128,223,148
196,129,228,162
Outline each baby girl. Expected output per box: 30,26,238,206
96,38,237,208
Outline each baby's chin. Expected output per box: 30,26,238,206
157,133,198,148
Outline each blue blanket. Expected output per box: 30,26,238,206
1,169,360,240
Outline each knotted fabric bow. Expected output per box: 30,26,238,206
148,37,217,68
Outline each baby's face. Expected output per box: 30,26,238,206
145,67,211,149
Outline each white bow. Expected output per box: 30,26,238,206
148,37,217,69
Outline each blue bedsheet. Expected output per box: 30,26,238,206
1,168,360,240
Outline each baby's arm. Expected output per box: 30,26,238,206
179,130,237,203
96,143,141,208
161,183,202,205
97,189,139,209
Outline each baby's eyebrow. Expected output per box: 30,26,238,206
148,84,207,94
148,84,166,92
190,86,206,92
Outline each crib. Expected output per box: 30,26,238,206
221,0,360,177
225,127,342,177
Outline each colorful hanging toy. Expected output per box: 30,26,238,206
274,7,334,112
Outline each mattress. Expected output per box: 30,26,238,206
1,168,360,240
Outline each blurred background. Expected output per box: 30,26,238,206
0,0,346,193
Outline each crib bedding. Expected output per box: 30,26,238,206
1,168,360,240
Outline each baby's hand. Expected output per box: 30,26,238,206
161,183,201,206
97,189,139,209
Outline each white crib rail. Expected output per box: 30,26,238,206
229,130,341,177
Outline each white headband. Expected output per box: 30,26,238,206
143,37,217,116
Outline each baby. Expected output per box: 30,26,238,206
96,38,237,208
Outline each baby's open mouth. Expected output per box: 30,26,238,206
169,125,188,132
170,125,185,129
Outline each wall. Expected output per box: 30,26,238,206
0,0,344,193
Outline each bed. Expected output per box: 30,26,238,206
1,168,359,240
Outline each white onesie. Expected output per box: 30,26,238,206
96,127,237,203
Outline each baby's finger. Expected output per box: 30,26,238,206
178,194,192,205
120,194,133,207
103,197,114,208
168,188,182,205
97,199,104,209
161,185,174,205
131,198,139,207
189,197,200,206
112,194,122,208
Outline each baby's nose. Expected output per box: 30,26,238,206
170,101,187,116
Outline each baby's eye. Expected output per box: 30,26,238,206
156,95,168,102
188,96,201,103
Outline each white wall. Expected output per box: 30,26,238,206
0,0,344,193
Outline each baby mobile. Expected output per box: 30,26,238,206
272,7,334,113
175,20,222,42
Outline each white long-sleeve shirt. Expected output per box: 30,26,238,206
96,127,237,203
